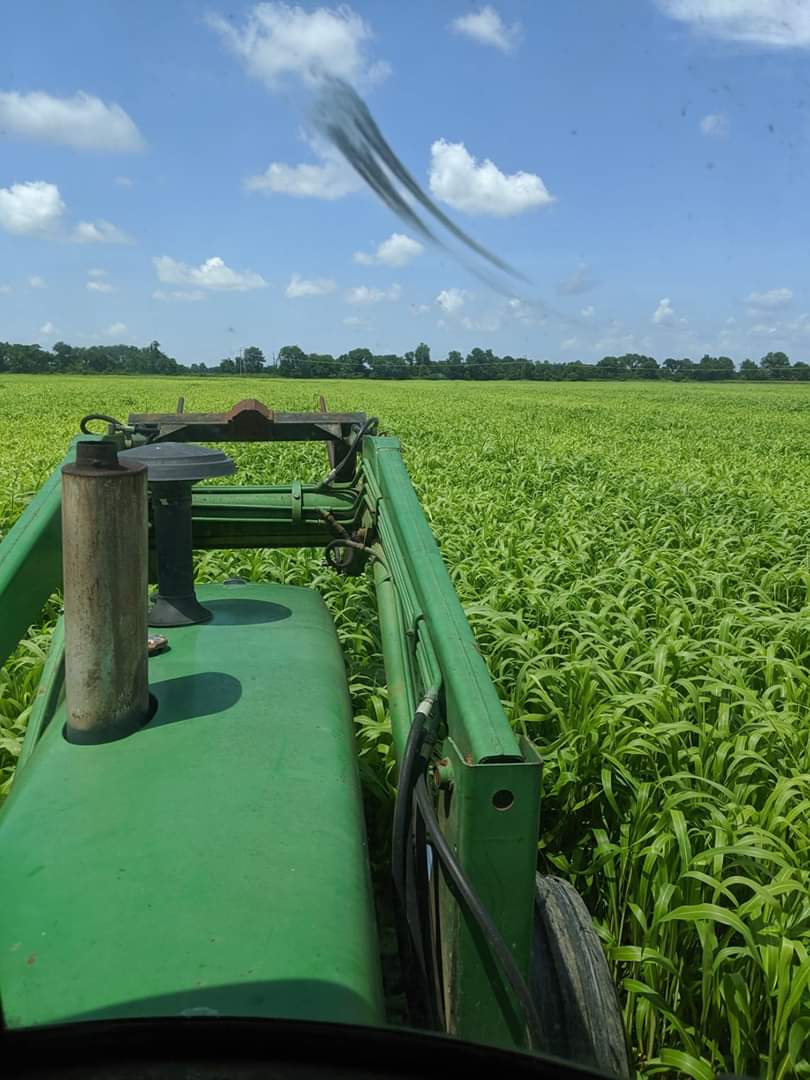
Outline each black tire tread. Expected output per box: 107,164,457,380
530,874,630,1078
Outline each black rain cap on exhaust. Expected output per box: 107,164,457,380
119,442,235,482
119,442,235,626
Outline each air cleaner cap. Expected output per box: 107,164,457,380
119,441,235,482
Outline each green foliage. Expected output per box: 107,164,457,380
0,340,182,375
2,376,810,1075
2,340,810,381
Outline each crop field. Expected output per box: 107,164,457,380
1,374,810,1077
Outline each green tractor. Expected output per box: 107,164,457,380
0,400,628,1078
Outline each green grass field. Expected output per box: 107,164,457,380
2,375,810,1078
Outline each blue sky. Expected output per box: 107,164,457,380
1,0,809,366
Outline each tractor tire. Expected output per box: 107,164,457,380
530,874,630,1079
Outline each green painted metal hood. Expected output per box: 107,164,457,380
0,583,383,1030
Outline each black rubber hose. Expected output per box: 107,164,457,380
317,416,378,488
392,691,439,906
392,694,442,1028
324,538,389,575
392,709,426,907
413,775,544,1051
79,413,126,435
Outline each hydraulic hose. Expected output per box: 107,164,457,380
317,416,378,488
413,776,544,1050
392,692,439,907
391,688,543,1050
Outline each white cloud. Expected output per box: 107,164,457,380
245,137,361,200
353,232,423,267
700,113,729,136
152,289,205,302
0,284,11,294
105,322,127,336
114,175,134,186
375,233,421,266
429,139,553,216
450,5,521,52
28,275,46,289
285,273,337,298
745,287,793,309
593,329,637,352
557,263,596,295
461,313,501,333
581,305,595,318
506,296,533,323
87,267,107,278
343,315,364,326
653,297,675,324
0,180,65,236
560,337,578,350
0,90,144,152
154,255,267,292
346,283,401,304
436,287,467,314
87,280,116,293
38,321,55,336
655,1,810,48
208,2,389,88
0,182,133,245
72,219,133,244
744,314,810,345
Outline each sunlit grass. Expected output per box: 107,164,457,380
2,375,810,1076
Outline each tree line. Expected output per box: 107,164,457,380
1,339,807,381
268,346,808,381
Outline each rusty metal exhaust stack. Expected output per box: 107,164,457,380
61,440,149,744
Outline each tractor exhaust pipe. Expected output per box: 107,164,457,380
61,440,150,744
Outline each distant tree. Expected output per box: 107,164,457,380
344,347,372,377
241,346,265,373
636,356,660,379
760,351,791,379
85,347,116,373
694,354,735,381
677,358,695,379
740,358,760,380
366,353,400,378
466,347,488,365
414,342,431,365
597,356,623,378
51,341,76,373
277,345,306,376
662,357,679,377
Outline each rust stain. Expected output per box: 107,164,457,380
26,954,36,966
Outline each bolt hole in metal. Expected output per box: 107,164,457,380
492,789,514,812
